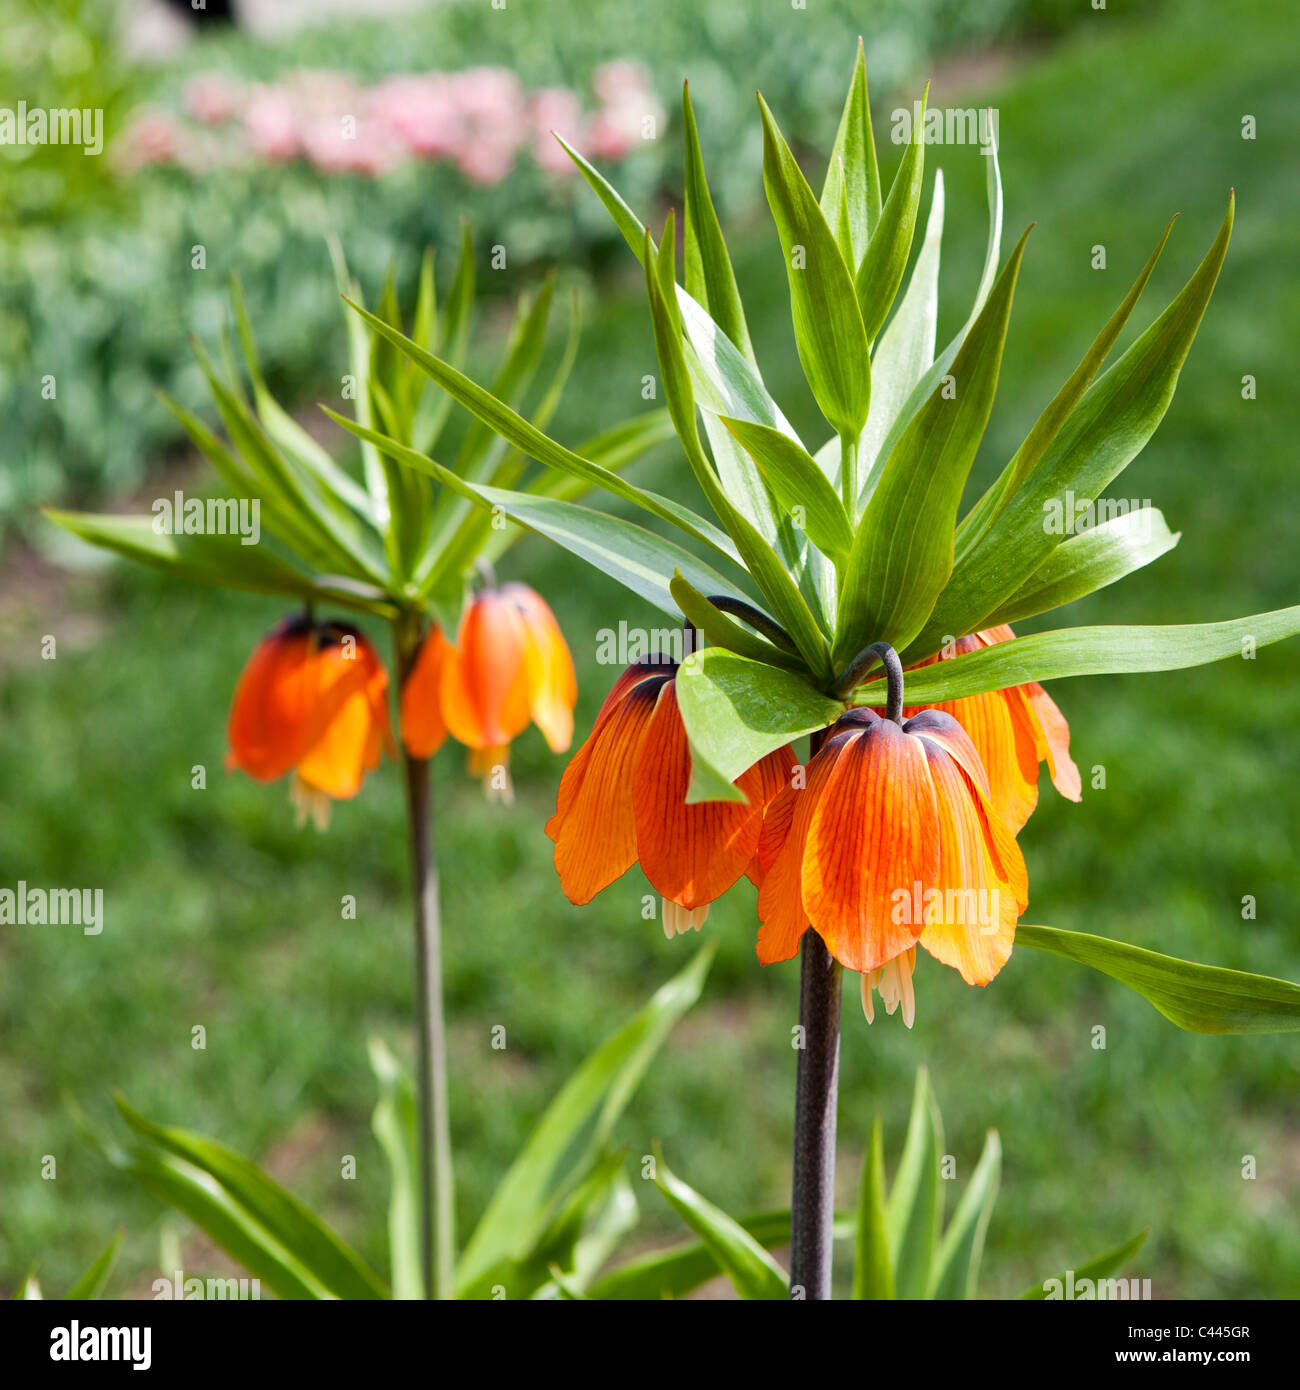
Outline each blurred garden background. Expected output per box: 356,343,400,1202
2,0,1297,1297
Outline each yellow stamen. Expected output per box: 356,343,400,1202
860,949,917,1028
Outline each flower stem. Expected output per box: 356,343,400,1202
396,623,455,1300
790,730,842,1299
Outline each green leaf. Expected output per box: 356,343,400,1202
682,81,754,364
834,228,1030,664
643,227,832,677
670,571,805,671
857,171,944,488
759,94,871,443
110,1145,331,1300
341,300,738,565
852,605,1300,705
924,195,1233,650
652,1149,788,1300
859,132,1004,492
853,1116,894,1300
46,511,317,602
1021,1228,1149,1300
986,507,1180,627
324,409,748,618
675,647,843,804
414,222,476,454
718,416,853,566
368,1038,422,1300
955,215,1176,565
820,38,882,266
930,1131,1000,1299
229,273,376,524
457,947,714,1294
1017,925,1300,1034
64,1229,124,1300
886,1068,944,1300
114,1096,388,1300
855,83,928,345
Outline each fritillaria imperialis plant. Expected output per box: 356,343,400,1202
340,45,1300,1297
47,232,671,1299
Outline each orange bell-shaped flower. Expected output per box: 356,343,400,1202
902,624,1081,832
755,705,1027,1028
227,615,393,829
400,582,576,801
546,660,796,935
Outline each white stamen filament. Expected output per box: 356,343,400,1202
860,951,917,1028
290,774,331,833
662,898,710,939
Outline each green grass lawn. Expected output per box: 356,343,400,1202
3,0,1298,1298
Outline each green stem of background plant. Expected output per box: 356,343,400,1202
839,432,858,519
789,727,842,1299
395,617,455,1300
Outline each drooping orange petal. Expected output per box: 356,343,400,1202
440,594,532,751
400,626,451,759
502,583,577,754
909,711,1028,911
1021,681,1082,801
916,742,1017,986
549,673,666,905
295,635,390,800
226,618,316,782
632,681,793,911
756,735,852,965
802,719,940,975
547,663,668,836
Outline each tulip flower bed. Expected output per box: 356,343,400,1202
4,0,1299,1305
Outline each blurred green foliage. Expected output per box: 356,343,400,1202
2,0,1070,536
2,0,1297,1299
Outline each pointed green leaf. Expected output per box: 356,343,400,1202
718,416,853,566
930,1131,1000,1299
759,94,871,443
1017,925,1300,1034
853,1116,894,1300
924,195,1233,650
457,947,714,1294
64,1230,124,1300
682,81,754,364
675,647,843,805
114,1096,388,1300
834,229,1030,664
1021,1228,1149,1300
886,1069,944,1300
820,38,882,265
652,1149,788,1301
855,84,928,344
368,1039,422,1300
852,606,1300,706
986,507,1179,627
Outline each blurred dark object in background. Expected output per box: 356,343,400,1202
159,0,235,25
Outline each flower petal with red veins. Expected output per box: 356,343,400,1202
550,676,664,904
633,682,787,911
917,743,1017,986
